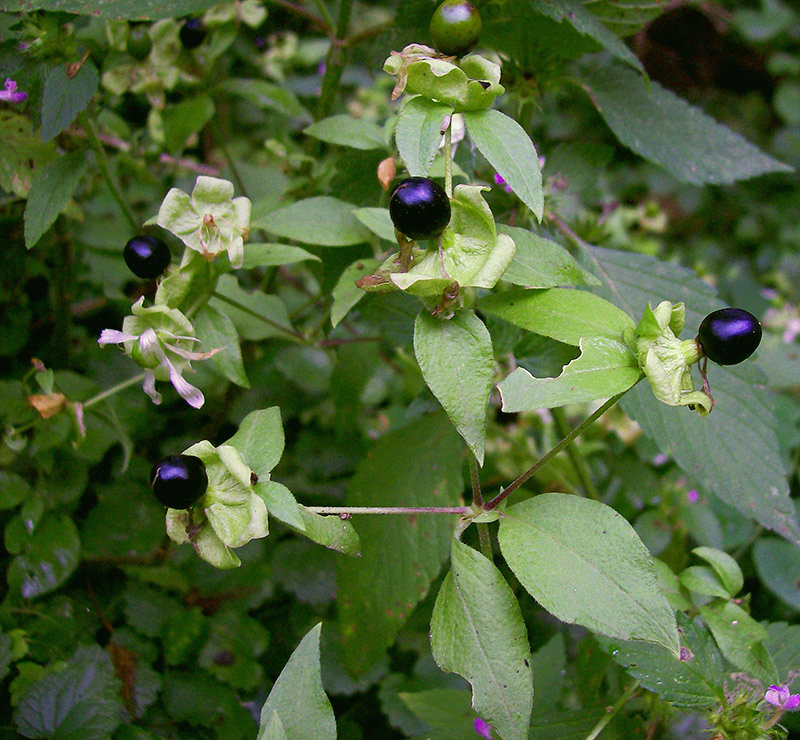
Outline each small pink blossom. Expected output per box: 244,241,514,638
0,78,27,103
687,490,700,504
493,173,512,193
474,717,493,738
765,685,800,710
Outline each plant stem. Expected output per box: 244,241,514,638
267,0,331,33
468,452,492,558
82,372,146,409
311,0,334,29
444,119,453,198
316,0,353,120
484,394,624,511
210,291,305,341
305,506,471,515
585,680,641,740
551,407,600,500
81,112,139,233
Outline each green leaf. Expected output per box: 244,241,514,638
225,407,284,478
337,412,464,674
161,95,215,154
583,244,800,544
479,287,634,346
14,645,124,740
24,151,86,249
498,336,640,411
304,115,385,150
753,539,800,611
194,304,249,388
414,310,494,464
699,601,778,685
679,566,732,599
255,196,370,246
395,97,452,177
399,689,477,739
4,0,220,19
0,630,11,682
353,208,395,243
430,539,533,740
242,243,320,269
0,470,30,510
331,258,381,327
255,480,304,532
7,514,80,600
0,111,57,198
199,607,269,691
577,58,792,184
499,226,599,288
692,546,743,597
463,108,544,220
257,624,336,740
161,607,208,666
765,622,800,684
498,494,680,653
528,0,644,72
41,62,99,142
218,78,307,119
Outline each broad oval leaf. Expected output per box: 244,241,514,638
414,309,494,465
41,61,98,142
305,115,386,150
498,493,680,653
396,97,452,176
753,539,800,611
225,407,284,478
256,196,370,246
463,108,544,220
431,538,533,740
194,304,249,388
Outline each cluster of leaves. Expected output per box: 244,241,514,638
1,0,800,738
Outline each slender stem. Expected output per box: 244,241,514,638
311,0,335,29
316,0,353,120
82,372,146,409
81,112,139,233
551,407,600,501
267,0,331,33
306,506,471,515
210,291,305,341
485,394,624,511
444,120,453,198
468,452,492,559
585,680,641,740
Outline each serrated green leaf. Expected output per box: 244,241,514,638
24,151,86,249
431,539,533,740
331,258,381,327
583,244,800,544
699,601,778,685
577,58,792,184
414,310,493,464
257,624,335,740
479,287,634,346
305,115,385,150
499,226,598,288
242,243,319,269
753,539,800,611
396,97,452,176
41,62,99,142
463,108,544,220
498,494,680,653
498,336,640,411
337,412,463,674
162,94,215,154
255,196,370,246
194,303,249,388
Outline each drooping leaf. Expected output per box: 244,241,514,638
337,412,464,674
577,58,792,185
430,538,533,740
463,108,544,220
257,624,336,740
305,115,385,150
395,97,452,177
41,61,99,142
24,151,86,249
255,196,370,246
498,494,680,653
583,244,800,544
498,336,640,411
331,257,382,327
194,304,249,388
297,505,361,556
414,310,494,464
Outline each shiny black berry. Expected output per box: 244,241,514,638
180,18,206,49
430,0,482,57
123,235,171,279
697,308,762,366
151,454,208,509
389,177,451,241
127,24,152,61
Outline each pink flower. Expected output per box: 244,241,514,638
474,717,493,738
493,173,512,194
765,685,800,710
687,490,700,504
0,78,27,103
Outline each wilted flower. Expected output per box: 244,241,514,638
0,78,27,103
98,297,219,408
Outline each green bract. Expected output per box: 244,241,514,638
165,440,268,568
156,175,251,269
384,44,503,112
204,0,267,27
629,300,711,415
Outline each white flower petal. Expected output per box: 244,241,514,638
142,371,162,405
98,329,138,345
166,359,205,408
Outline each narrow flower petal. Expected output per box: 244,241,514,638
166,342,223,361
786,694,800,710
98,328,139,345
0,78,27,103
142,371,162,405
165,358,205,408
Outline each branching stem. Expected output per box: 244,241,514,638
585,680,641,740
306,506,471,515
83,372,147,409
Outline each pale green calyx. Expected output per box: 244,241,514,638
165,440,268,568
384,44,503,112
157,176,251,268
204,0,267,27
631,300,712,416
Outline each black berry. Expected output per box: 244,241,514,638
151,454,208,509
389,177,451,241
697,308,762,366
123,235,171,279
430,0,482,57
180,18,206,49
127,24,152,61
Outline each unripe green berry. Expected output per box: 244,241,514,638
429,0,482,57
